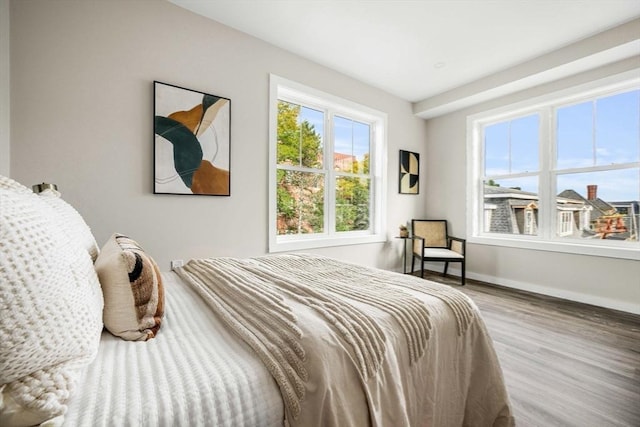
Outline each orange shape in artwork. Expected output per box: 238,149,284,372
191,160,230,195
168,104,203,134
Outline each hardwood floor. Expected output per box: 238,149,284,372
415,270,640,427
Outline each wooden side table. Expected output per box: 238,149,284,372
395,236,411,274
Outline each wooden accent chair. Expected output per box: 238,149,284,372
411,219,466,285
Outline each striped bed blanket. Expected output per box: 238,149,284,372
176,254,514,427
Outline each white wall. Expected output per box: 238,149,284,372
9,0,427,271
425,59,640,314
0,0,9,176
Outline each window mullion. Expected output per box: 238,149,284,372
475,123,486,237
326,110,335,235
508,121,512,174
369,125,376,233
592,100,597,166
539,107,554,241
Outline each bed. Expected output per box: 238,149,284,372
0,175,514,427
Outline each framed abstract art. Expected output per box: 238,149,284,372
154,81,231,196
399,150,419,194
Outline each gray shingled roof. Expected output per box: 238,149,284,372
557,188,616,216
484,185,538,197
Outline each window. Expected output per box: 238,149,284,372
269,75,387,252
468,72,640,260
557,211,574,237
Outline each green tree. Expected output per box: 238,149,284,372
276,101,324,234
335,156,370,232
277,102,321,168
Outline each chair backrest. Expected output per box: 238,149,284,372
412,220,448,254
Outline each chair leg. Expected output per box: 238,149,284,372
443,261,449,277
411,256,415,274
461,260,466,286
421,258,425,278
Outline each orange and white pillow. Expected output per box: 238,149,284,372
95,233,164,341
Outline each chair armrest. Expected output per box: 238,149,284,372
447,236,466,256
410,236,425,255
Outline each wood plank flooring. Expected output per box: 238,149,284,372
415,270,640,427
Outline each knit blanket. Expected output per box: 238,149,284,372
176,254,513,427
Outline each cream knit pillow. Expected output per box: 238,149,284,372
38,189,100,262
95,234,164,341
0,186,104,426
0,175,30,193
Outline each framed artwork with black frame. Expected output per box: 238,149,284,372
154,81,231,196
399,150,419,194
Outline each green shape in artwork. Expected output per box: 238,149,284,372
202,94,221,116
155,115,203,189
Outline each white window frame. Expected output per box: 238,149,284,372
269,75,387,252
557,211,574,237
525,207,537,236
467,70,640,261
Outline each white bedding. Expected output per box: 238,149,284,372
64,256,513,427
63,272,284,427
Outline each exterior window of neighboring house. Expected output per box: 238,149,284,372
269,75,387,252
467,73,640,260
557,211,574,236
524,206,537,235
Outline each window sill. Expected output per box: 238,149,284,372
468,235,640,261
270,233,386,253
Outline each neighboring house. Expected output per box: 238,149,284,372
484,184,638,240
484,185,589,237
483,185,543,235
333,152,356,171
558,186,616,217
558,185,636,240
608,201,639,241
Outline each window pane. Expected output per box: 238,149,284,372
276,170,324,235
353,121,371,174
595,90,640,166
334,116,370,174
482,177,539,236
510,115,539,173
484,115,538,175
557,168,639,241
277,101,323,168
557,101,593,169
485,121,509,175
335,176,370,232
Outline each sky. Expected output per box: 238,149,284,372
299,106,370,165
292,88,640,202
485,89,640,202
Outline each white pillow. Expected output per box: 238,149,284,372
0,175,30,193
38,189,100,262
0,186,103,426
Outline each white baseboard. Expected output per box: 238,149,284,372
468,271,640,315
402,262,640,315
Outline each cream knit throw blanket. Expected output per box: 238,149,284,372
176,254,475,421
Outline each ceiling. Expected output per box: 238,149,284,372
170,0,640,115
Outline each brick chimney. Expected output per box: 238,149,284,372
587,185,597,200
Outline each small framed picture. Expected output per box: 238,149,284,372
399,150,419,194
154,81,231,196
